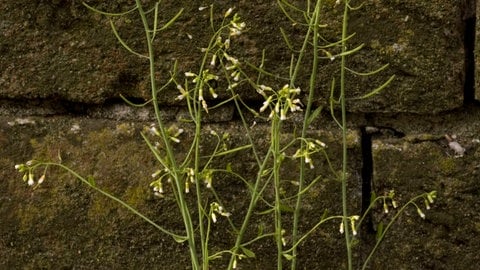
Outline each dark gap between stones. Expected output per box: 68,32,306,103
463,0,476,104
360,127,375,234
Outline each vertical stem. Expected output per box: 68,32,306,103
194,82,207,270
340,1,352,270
134,1,200,269
272,116,283,270
227,149,272,269
291,1,321,269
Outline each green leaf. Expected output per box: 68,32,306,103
208,254,223,260
226,163,232,172
282,253,295,260
82,2,138,16
280,27,293,50
159,8,184,31
256,208,274,215
109,19,148,59
306,106,323,126
257,223,264,236
352,75,395,100
240,246,256,258
321,209,329,220
279,203,294,213
376,221,384,241
87,176,96,187
172,235,188,243
370,191,377,203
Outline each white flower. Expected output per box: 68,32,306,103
38,174,45,184
27,173,34,186
224,7,234,18
315,140,326,148
224,53,239,65
280,108,287,120
152,170,162,178
211,212,217,223
170,137,180,143
259,96,272,112
392,200,398,208
351,216,359,236
417,208,425,219
201,100,209,112
149,126,160,136
224,38,230,49
210,54,216,67
185,181,190,193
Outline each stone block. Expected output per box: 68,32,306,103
0,1,466,113
371,134,480,268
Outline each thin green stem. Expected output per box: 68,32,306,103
272,116,284,270
227,148,273,269
134,1,199,269
38,162,187,241
361,194,429,270
291,1,321,269
340,1,352,269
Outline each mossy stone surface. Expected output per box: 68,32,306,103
0,115,365,269
0,0,467,112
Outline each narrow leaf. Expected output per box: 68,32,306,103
376,221,384,241
240,246,256,258
159,8,184,31
306,105,323,126
173,235,189,243
352,75,395,100
82,2,138,16
87,176,96,187
109,19,148,59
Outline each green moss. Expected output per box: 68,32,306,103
439,157,456,175
124,185,148,208
88,196,107,217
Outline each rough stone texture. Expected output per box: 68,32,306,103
476,0,480,101
346,0,465,113
0,0,467,112
371,130,480,269
0,0,479,269
0,115,363,269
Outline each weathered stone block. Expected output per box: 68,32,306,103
371,134,480,268
345,0,464,113
0,1,466,113
0,115,363,269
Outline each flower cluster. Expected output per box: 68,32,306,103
339,215,360,236
292,139,327,169
417,190,437,219
147,124,184,145
258,84,303,121
210,202,231,223
150,167,218,197
178,7,246,114
225,9,246,37
381,190,437,220
15,161,46,188
382,190,398,214
150,168,170,197
182,70,219,112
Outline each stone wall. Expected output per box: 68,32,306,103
1,0,479,269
